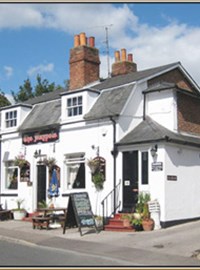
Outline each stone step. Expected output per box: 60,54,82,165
104,224,135,232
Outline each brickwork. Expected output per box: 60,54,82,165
69,46,100,90
111,61,137,77
177,92,200,135
148,69,194,93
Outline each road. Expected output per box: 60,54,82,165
0,239,134,266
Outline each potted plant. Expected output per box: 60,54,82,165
132,218,143,231
92,172,105,191
14,154,28,169
121,214,133,227
142,203,154,231
87,158,100,174
95,215,103,229
12,199,27,220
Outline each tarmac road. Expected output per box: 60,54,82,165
0,219,200,266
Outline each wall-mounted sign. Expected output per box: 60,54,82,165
22,129,59,145
152,162,163,171
167,175,177,181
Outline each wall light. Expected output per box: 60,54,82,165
150,144,158,158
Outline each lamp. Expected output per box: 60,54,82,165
150,144,158,158
34,149,41,158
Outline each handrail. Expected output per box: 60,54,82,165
101,179,121,229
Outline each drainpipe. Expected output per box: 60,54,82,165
110,117,117,215
143,92,146,120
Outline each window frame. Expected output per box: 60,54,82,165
66,95,83,117
141,151,149,185
64,154,85,190
4,161,19,190
5,110,17,128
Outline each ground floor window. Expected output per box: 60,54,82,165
65,154,85,189
5,161,18,189
141,152,148,185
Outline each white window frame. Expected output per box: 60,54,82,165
64,154,85,190
66,96,83,117
5,110,17,128
4,161,19,190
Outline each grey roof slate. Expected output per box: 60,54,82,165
84,84,134,120
93,62,180,91
22,88,67,105
117,116,200,148
19,100,61,132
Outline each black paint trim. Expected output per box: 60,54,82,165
0,194,18,197
161,216,200,228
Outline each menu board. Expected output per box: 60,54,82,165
63,192,98,236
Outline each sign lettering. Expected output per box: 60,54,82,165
22,129,59,145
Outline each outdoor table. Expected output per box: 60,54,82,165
36,207,67,217
35,207,67,228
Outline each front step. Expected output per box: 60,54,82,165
104,213,135,232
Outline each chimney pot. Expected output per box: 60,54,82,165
74,35,80,47
114,51,120,62
121,48,127,61
80,32,87,46
89,37,95,47
128,53,133,62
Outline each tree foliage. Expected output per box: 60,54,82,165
0,90,11,108
12,75,62,103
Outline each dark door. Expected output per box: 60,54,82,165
37,165,46,207
122,151,138,212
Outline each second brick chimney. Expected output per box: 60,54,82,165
111,48,137,77
69,32,100,90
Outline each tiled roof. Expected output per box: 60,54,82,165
84,84,134,120
22,88,67,105
117,116,200,147
93,62,180,91
19,100,61,132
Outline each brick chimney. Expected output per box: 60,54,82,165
69,32,100,90
111,48,137,77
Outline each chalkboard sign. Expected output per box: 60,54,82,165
63,192,98,236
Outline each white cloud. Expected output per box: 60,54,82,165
4,66,13,78
27,63,54,77
1,4,200,84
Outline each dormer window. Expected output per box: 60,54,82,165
67,96,82,117
5,110,17,128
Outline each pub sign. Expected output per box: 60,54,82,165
22,129,59,145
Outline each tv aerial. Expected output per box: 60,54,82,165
86,24,113,78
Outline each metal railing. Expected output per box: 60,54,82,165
101,179,121,229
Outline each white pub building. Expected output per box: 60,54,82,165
1,32,200,228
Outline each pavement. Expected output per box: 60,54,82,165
0,219,200,266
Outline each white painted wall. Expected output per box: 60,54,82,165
146,90,177,131
164,144,200,221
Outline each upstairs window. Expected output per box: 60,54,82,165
67,96,82,117
5,110,17,128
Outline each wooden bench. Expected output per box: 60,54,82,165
32,216,52,230
0,210,12,221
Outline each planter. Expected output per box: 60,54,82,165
13,210,26,220
142,218,154,231
133,224,143,231
123,219,131,227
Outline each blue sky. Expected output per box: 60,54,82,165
1,3,200,102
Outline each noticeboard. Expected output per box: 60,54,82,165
63,192,98,236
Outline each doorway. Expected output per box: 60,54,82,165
122,151,138,212
37,165,46,207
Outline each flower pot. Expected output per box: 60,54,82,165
142,218,154,231
13,210,26,220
